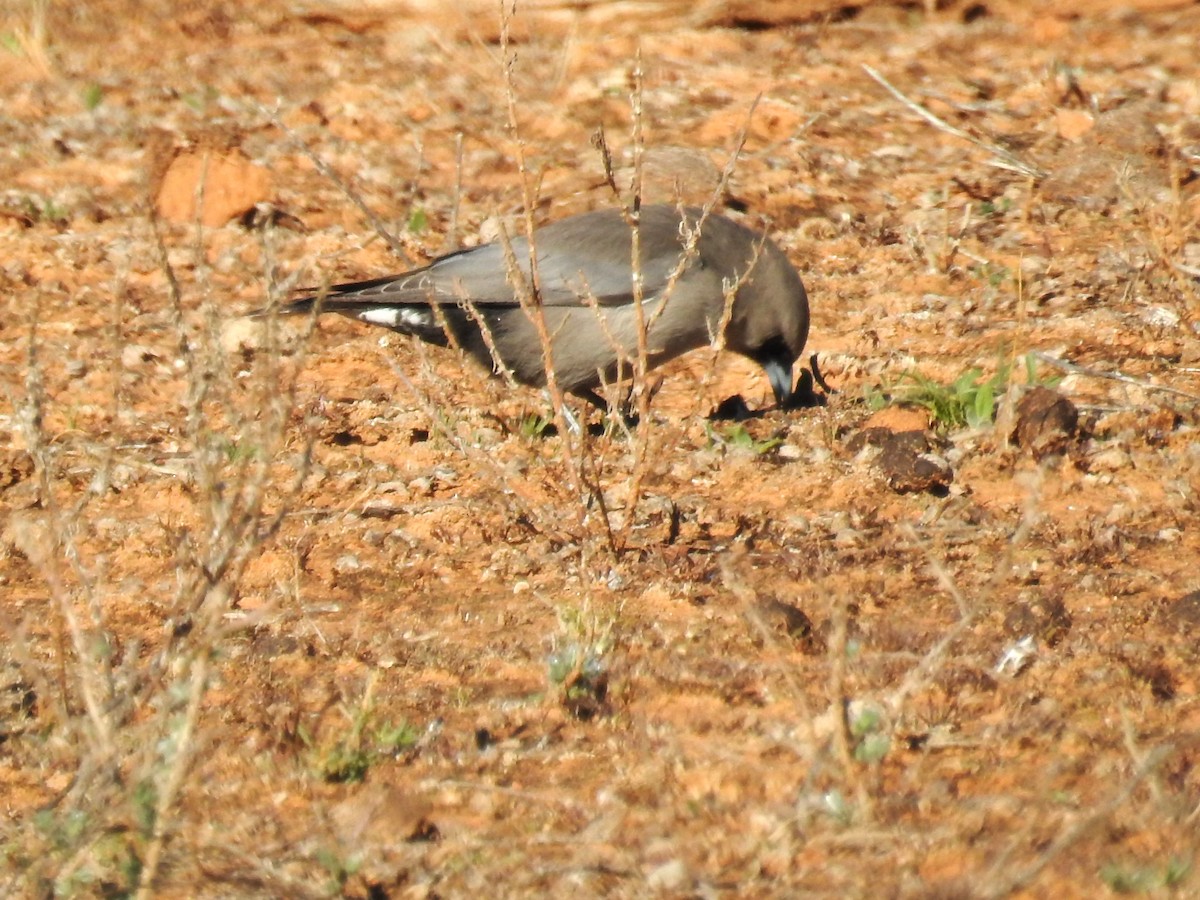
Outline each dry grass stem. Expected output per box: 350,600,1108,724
1032,351,1200,404
255,102,419,265
862,63,1045,179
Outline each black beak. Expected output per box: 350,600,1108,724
763,358,794,406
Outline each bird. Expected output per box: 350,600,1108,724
265,204,809,411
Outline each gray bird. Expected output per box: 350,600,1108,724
270,205,809,410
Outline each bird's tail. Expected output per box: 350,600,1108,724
245,293,323,320
245,294,449,347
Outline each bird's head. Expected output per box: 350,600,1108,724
726,236,810,406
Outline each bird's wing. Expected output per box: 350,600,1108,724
301,214,688,311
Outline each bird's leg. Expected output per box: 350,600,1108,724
545,389,584,435
575,387,642,431
574,388,611,412
615,389,640,429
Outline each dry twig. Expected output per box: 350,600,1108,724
862,64,1045,180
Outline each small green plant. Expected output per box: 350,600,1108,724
31,790,153,894
1099,857,1191,893
519,412,554,440
313,736,371,784
81,82,103,110
548,641,608,720
547,643,606,697
305,720,420,782
180,85,219,112
849,705,890,764
19,194,68,226
977,263,1010,288
549,605,616,719
407,206,428,234
868,352,1063,432
300,685,419,783
707,423,783,455
316,847,362,893
375,719,421,755
1021,352,1062,390
0,32,21,54
864,383,889,413
976,197,1012,217
869,361,1011,431
220,438,259,464
97,829,144,893
34,809,89,852
131,779,158,835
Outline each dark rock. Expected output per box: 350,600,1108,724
1013,386,1078,460
848,427,953,495
1162,590,1200,633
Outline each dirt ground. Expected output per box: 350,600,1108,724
2,0,1200,896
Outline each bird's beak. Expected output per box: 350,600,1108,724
764,359,793,406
